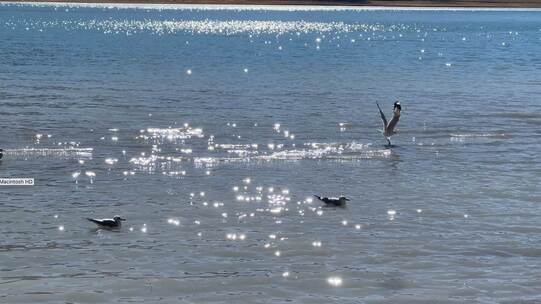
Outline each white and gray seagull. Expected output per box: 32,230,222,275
377,101,402,146
87,215,126,229
314,195,350,207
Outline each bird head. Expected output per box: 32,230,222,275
339,196,350,202
394,101,401,111
113,215,126,222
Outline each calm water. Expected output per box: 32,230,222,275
1,3,541,303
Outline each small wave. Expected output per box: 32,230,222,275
136,126,204,143
258,148,332,160
492,112,541,119
3,147,93,158
129,154,185,172
125,139,388,173
131,141,388,172
450,133,508,139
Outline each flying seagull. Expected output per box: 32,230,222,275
314,195,350,207
377,101,401,146
87,215,126,229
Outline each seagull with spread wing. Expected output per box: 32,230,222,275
377,101,402,146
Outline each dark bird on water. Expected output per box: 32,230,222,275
87,215,126,229
377,101,401,146
314,195,350,207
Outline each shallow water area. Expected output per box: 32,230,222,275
1,3,541,303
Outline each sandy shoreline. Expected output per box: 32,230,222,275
3,0,541,8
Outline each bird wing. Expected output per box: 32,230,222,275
376,102,388,132
87,218,116,227
386,114,400,135
87,218,102,225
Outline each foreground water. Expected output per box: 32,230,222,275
1,3,541,303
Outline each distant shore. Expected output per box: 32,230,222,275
4,0,541,8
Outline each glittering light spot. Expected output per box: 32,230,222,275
58,225,64,231
327,276,343,287
85,171,96,184
186,69,192,75
274,250,281,257
105,158,118,165
282,271,290,278
167,218,180,226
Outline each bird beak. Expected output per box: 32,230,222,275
345,198,350,201
120,218,126,221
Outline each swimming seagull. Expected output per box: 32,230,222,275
377,101,402,146
314,195,350,207
87,215,126,229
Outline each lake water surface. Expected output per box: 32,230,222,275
1,3,541,303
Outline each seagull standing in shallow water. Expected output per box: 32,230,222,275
87,215,126,229
314,195,350,207
377,101,402,146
